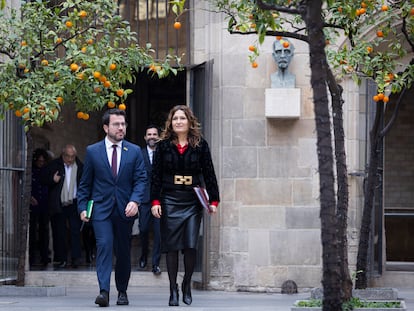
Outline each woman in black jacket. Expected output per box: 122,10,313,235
151,105,220,306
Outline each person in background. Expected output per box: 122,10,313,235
29,148,50,269
138,125,162,275
77,108,147,307
151,105,220,306
42,144,83,269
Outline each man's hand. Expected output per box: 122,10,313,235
125,201,139,217
53,171,61,183
80,210,90,222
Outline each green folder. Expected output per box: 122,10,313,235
86,200,94,219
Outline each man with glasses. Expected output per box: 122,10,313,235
77,108,147,307
42,144,83,269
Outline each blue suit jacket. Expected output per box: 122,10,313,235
140,146,153,204
77,139,147,221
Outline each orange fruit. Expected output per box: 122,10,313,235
41,59,49,66
24,68,29,73
56,37,62,44
282,41,290,48
93,71,101,79
99,75,107,83
387,73,394,81
251,61,258,68
15,110,22,117
250,23,256,29
361,2,367,8
381,5,388,12
173,21,181,30
76,111,84,119
116,89,124,97
21,40,27,46
118,103,126,110
109,63,117,70
65,21,73,28
376,30,384,37
56,97,64,104
107,101,116,108
76,72,85,80
81,46,87,53
149,64,156,71
79,10,87,18
70,63,79,72
82,113,90,120
94,87,102,93
411,8,414,16
377,93,385,101
383,96,389,103
338,7,343,13
87,39,94,45
276,36,282,40
248,45,256,52
373,95,379,102
359,8,366,14
23,107,30,114
366,46,373,53
103,81,111,88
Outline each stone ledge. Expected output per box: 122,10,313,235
291,300,406,311
311,287,399,300
0,285,66,297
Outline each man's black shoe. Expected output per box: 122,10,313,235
152,265,162,275
139,257,147,269
95,290,109,307
54,261,66,269
117,292,129,305
71,258,79,268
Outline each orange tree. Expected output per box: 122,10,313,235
0,0,181,285
171,0,414,310
0,0,180,131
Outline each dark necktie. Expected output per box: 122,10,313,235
111,145,117,177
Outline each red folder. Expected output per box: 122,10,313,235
193,186,212,213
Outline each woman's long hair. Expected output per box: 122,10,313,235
161,105,202,147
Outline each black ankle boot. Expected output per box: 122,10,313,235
182,279,192,305
169,284,179,306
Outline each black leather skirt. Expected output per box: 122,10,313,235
160,189,203,253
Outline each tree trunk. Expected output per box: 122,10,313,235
355,102,383,289
16,131,32,286
326,68,352,300
306,1,342,310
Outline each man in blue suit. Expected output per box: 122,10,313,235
77,108,147,307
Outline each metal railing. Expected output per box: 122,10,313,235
0,111,26,282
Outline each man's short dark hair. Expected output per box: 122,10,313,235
102,108,126,125
146,124,160,135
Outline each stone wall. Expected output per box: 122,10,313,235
192,4,324,291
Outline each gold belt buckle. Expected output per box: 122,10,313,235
174,175,193,185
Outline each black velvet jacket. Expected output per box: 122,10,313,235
150,138,220,204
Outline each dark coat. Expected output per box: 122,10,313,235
77,139,147,221
150,137,220,203
140,146,154,204
42,156,83,215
